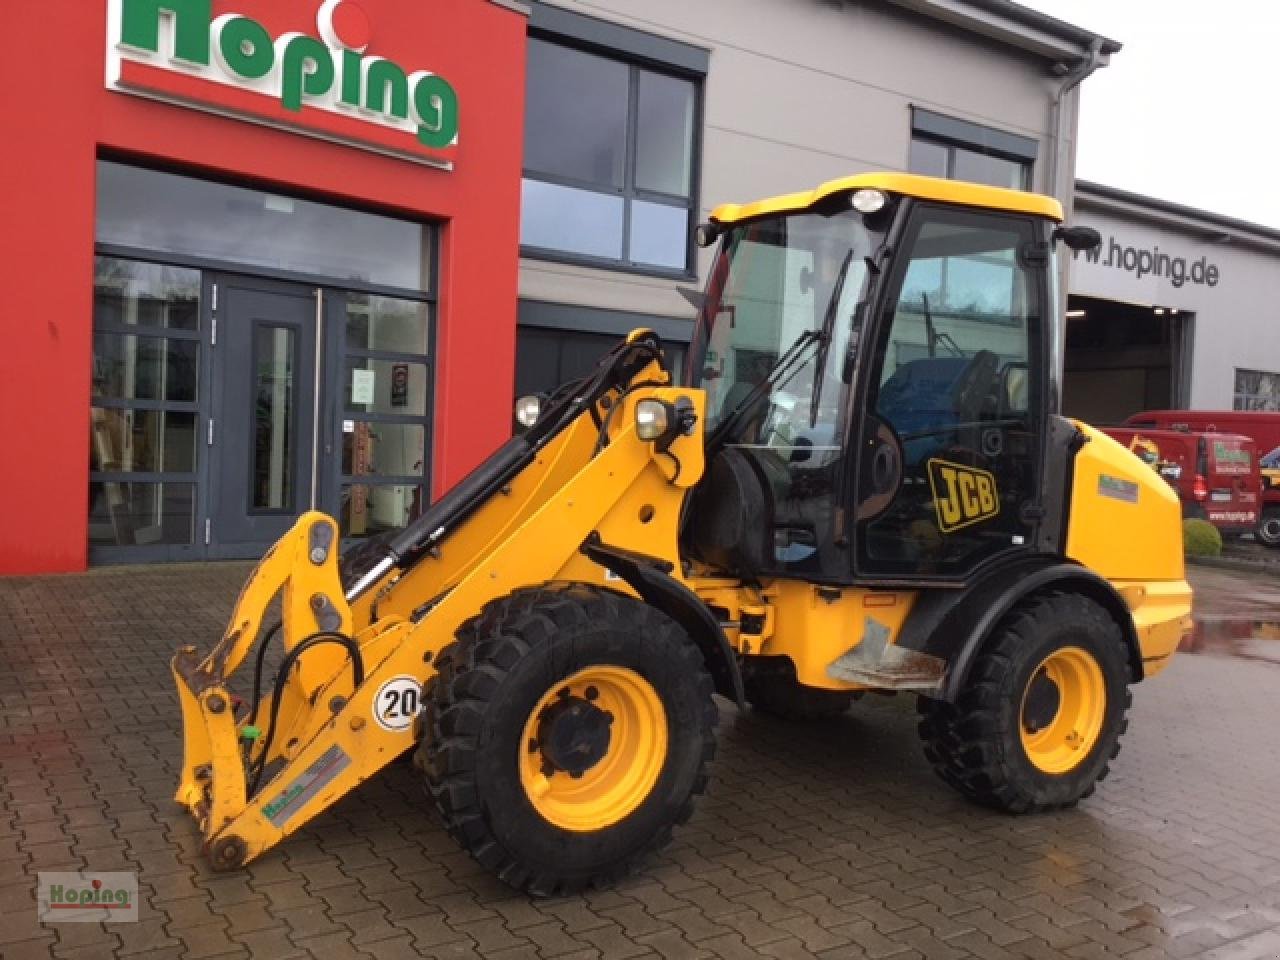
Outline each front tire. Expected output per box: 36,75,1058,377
917,592,1131,813
419,585,717,896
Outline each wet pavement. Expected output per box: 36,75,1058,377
2,561,1280,960
1222,537,1280,569
1183,562,1280,663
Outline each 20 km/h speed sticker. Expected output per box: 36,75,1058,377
373,676,425,733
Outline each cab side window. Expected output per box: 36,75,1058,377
856,206,1044,577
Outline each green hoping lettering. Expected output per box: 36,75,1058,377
365,59,410,120
280,34,335,111
120,0,212,64
218,16,273,79
414,74,458,149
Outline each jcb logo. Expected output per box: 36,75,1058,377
927,460,999,533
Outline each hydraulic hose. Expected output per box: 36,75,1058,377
245,621,283,732
247,632,365,796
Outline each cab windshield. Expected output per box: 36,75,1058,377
691,209,879,444
687,209,881,574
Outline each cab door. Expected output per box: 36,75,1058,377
853,204,1048,579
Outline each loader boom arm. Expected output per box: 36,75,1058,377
173,354,707,869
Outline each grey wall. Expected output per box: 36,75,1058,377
1069,200,1280,409
520,0,1075,326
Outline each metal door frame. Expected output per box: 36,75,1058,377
89,243,439,565
206,273,320,559
848,200,1052,586
315,289,438,542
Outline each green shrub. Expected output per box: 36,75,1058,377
1183,518,1222,557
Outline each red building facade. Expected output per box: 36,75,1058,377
0,0,527,572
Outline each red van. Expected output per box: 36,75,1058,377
1125,410,1280,546
1101,427,1260,535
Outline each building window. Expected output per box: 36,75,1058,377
1235,368,1280,410
521,8,706,276
515,300,691,407
97,161,433,292
90,257,202,552
908,108,1036,190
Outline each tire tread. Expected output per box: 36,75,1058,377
419,584,716,896
917,591,1131,814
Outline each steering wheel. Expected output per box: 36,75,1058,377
855,416,903,521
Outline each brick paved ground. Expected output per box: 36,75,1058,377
3,562,1280,960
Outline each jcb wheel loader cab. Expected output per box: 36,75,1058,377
686,172,1189,807
172,173,1190,894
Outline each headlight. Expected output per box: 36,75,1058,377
514,395,542,429
635,399,671,441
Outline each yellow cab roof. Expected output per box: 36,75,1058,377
709,172,1064,225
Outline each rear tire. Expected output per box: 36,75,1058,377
1258,507,1280,549
917,592,1131,813
419,585,717,896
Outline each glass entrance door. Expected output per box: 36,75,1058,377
207,278,433,558
209,276,318,557
90,163,439,564
324,293,433,543
89,257,435,563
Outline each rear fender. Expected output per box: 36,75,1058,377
899,558,1143,702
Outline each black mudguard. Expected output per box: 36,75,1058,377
581,536,746,708
896,555,1144,702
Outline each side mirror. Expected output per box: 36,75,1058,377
1052,225,1102,252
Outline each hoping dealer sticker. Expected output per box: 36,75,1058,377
373,675,425,733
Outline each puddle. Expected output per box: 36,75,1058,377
1183,617,1280,663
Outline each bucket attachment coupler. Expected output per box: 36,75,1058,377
171,511,372,868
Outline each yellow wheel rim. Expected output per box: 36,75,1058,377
1019,646,1107,774
518,666,667,832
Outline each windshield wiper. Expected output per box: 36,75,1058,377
708,328,821,450
809,249,855,427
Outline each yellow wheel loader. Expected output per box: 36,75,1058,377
173,173,1193,894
